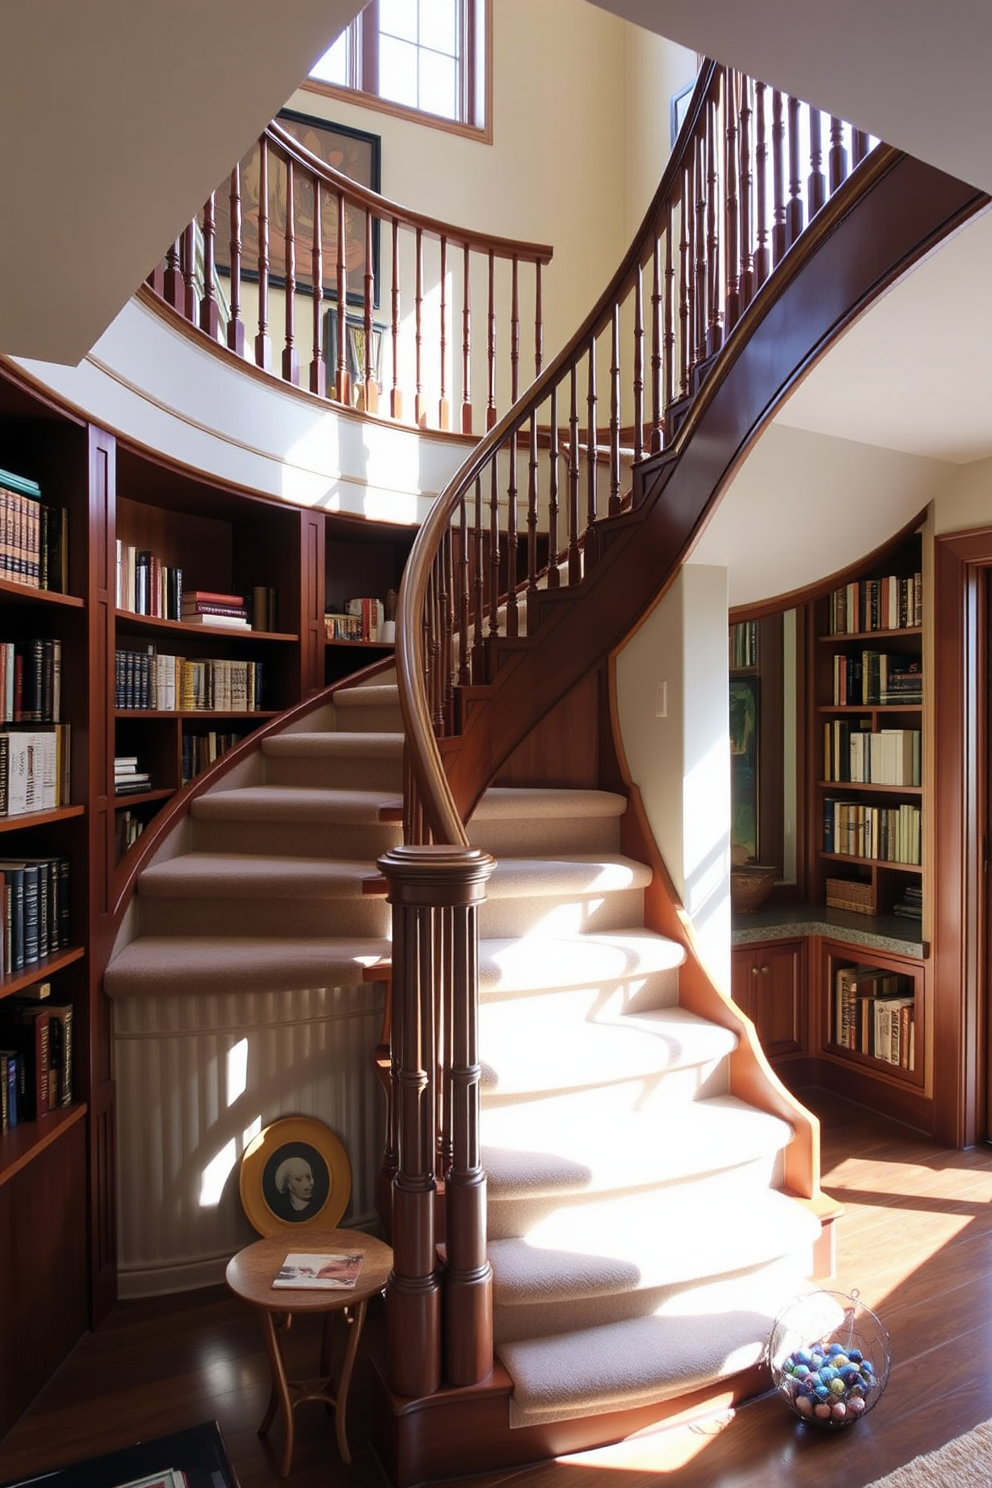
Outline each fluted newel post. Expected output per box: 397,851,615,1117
379,845,495,1396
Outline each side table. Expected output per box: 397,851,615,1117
225,1228,393,1476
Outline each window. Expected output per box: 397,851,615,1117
307,0,489,137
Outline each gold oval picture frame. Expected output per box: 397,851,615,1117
240,1116,352,1237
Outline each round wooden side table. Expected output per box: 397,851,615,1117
225,1228,393,1476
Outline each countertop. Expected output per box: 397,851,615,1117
731,901,926,958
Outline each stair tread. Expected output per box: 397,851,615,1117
136,852,379,897
489,1187,820,1301
334,684,399,706
471,788,627,821
192,786,402,823
479,928,684,995
497,1265,817,1427
483,1094,792,1199
485,854,653,898
104,934,391,997
263,731,403,756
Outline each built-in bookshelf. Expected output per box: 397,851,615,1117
324,517,414,683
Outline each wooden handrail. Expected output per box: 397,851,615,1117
149,122,552,435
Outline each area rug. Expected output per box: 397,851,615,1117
866,1419,992,1487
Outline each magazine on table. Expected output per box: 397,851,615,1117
272,1251,364,1289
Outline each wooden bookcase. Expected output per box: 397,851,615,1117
0,361,414,1436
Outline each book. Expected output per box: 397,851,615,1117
0,1003,51,1119
182,589,245,607
272,1251,364,1290
180,612,250,629
46,1001,73,1106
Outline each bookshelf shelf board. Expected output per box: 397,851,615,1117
820,626,922,643
0,579,84,609
0,1101,88,1190
822,1040,923,1085
818,704,922,715
113,787,174,808
0,945,86,1002
819,850,922,872
114,709,279,720
116,611,298,643
819,781,923,796
0,804,85,832
325,638,395,649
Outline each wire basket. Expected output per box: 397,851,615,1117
767,1289,890,1428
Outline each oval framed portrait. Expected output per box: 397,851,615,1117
239,1116,352,1237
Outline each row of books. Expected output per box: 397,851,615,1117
325,597,387,643
0,727,72,816
115,808,146,859
115,544,278,633
823,724,921,786
0,983,73,1130
0,855,71,975
0,467,69,593
831,652,923,706
0,637,62,723
828,571,923,635
114,755,151,796
729,620,758,670
115,649,265,711
833,963,915,1068
823,798,922,865
181,730,246,784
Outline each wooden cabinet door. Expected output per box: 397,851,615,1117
733,940,806,1057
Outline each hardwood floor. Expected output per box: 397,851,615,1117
4,1089,992,1488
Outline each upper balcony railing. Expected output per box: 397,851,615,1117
148,119,553,438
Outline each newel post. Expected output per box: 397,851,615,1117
378,844,495,1397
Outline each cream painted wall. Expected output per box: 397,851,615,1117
933,456,992,535
622,29,697,238
615,563,731,990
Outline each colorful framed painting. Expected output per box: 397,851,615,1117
239,1115,352,1237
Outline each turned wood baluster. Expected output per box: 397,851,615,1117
200,193,221,340
724,71,741,335
456,497,471,687
738,73,755,313
706,88,723,358
534,261,543,379
162,238,183,313
255,138,272,370
609,305,622,514
335,191,350,405
852,128,870,167
282,158,299,386
631,267,644,467
754,82,770,286
585,336,598,533
470,476,487,684
567,366,581,585
227,165,245,357
182,222,198,324
363,210,377,413
461,244,472,434
309,180,326,396
771,89,787,268
510,256,520,406
439,236,449,430
662,205,675,443
427,566,444,736
439,527,455,732
786,95,804,246
527,411,539,598
505,429,519,637
829,116,849,192
678,175,691,399
650,233,663,453
486,251,497,430
487,460,501,640
547,385,560,586
391,220,403,421
415,228,426,427
807,106,826,219
693,133,708,373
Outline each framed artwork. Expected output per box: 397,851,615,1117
213,109,381,306
239,1115,352,1237
730,675,760,861
324,308,385,388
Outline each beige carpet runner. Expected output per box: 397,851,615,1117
866,1420,992,1487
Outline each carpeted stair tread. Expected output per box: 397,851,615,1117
134,852,378,897
103,934,391,997
488,1187,820,1304
479,1005,736,1096
478,928,685,997
191,786,401,823
485,854,653,899
333,684,400,710
482,1093,791,1200
497,1264,815,1426
263,731,403,758
471,788,628,821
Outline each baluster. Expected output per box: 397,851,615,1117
486,251,497,430
534,261,543,379
632,264,644,466
771,88,787,268
439,235,449,430
487,461,500,639
738,73,755,311
527,411,539,596
510,256,520,405
609,305,621,515
427,566,444,735
650,234,663,453
547,385,560,587
255,138,271,370
829,116,849,193
200,193,220,341
461,244,472,434
227,164,245,357
678,170,691,399
724,71,741,334
439,528,455,731
415,227,426,427
282,158,299,385
391,219,403,421
456,497,471,687
807,106,826,219
162,238,183,314
786,94,804,245
755,82,770,286
505,429,519,638
335,191,349,405
706,86,723,358
567,366,581,586
693,133,708,373
586,335,598,532
182,222,198,324
662,206,674,446
309,180,325,397
470,476,486,684
852,128,870,167
363,210,377,413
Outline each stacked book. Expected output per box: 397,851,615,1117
181,589,251,628
114,756,152,796
0,467,69,593
893,883,923,922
